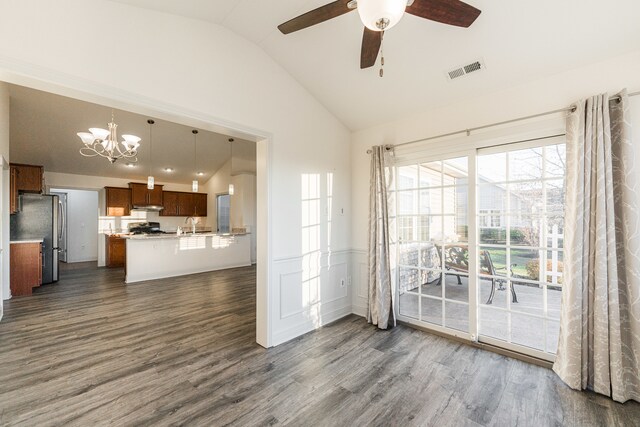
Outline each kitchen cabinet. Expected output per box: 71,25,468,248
105,186,131,217
160,191,207,217
10,163,44,214
106,235,126,268
10,242,42,296
160,191,179,216
177,192,194,216
129,183,163,207
11,163,44,194
193,193,207,217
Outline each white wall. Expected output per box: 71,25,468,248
51,189,99,263
0,0,357,345
0,82,9,310
350,49,640,316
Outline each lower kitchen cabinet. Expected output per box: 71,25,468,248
106,235,126,268
10,242,42,296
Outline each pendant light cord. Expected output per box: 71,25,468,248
192,129,199,178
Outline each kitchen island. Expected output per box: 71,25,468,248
123,233,251,284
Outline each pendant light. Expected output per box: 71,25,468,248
228,138,235,195
192,129,199,192
147,119,155,189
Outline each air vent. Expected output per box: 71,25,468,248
446,59,485,81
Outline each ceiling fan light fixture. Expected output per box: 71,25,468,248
357,0,407,31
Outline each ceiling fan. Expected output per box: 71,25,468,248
278,0,481,72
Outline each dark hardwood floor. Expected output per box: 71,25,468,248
1,264,639,426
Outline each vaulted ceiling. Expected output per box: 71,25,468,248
108,0,640,130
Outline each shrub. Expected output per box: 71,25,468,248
525,259,563,284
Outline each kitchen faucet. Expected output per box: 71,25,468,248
185,216,197,234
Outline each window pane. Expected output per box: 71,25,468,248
419,162,441,187
420,188,442,214
397,216,417,243
480,247,507,275
509,147,543,181
480,226,506,245
421,296,443,326
510,248,540,281
509,215,541,247
420,216,443,243
398,242,419,266
398,267,420,293
444,156,469,182
398,165,419,189
547,216,564,248
478,184,506,215
442,187,458,214
510,181,543,215
480,306,508,341
546,179,565,214
548,286,562,320
399,292,419,320
445,301,468,332
478,152,506,182
398,190,418,215
420,243,441,269
544,250,564,285
511,280,543,316
479,275,508,309
444,272,468,302
545,144,566,178
421,270,442,297
511,313,544,351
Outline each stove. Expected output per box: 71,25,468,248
128,222,167,235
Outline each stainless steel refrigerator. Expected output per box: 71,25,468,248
10,194,60,284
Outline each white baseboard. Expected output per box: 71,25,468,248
272,305,352,347
352,305,367,318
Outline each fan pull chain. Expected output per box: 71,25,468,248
379,31,385,77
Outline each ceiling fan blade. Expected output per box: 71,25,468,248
406,0,481,28
278,0,354,34
361,28,382,69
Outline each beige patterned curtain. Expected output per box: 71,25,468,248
368,146,395,329
553,90,640,403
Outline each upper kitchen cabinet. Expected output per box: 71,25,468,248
160,191,206,217
10,163,44,214
11,163,44,193
177,192,194,216
194,193,207,217
160,191,179,216
129,183,163,208
105,187,131,217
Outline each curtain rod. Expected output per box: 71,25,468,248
366,90,640,154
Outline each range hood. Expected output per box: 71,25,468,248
132,204,164,212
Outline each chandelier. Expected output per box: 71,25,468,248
77,111,141,163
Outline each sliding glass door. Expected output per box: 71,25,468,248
395,137,566,361
476,142,565,358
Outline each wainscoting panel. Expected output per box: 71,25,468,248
272,250,353,346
